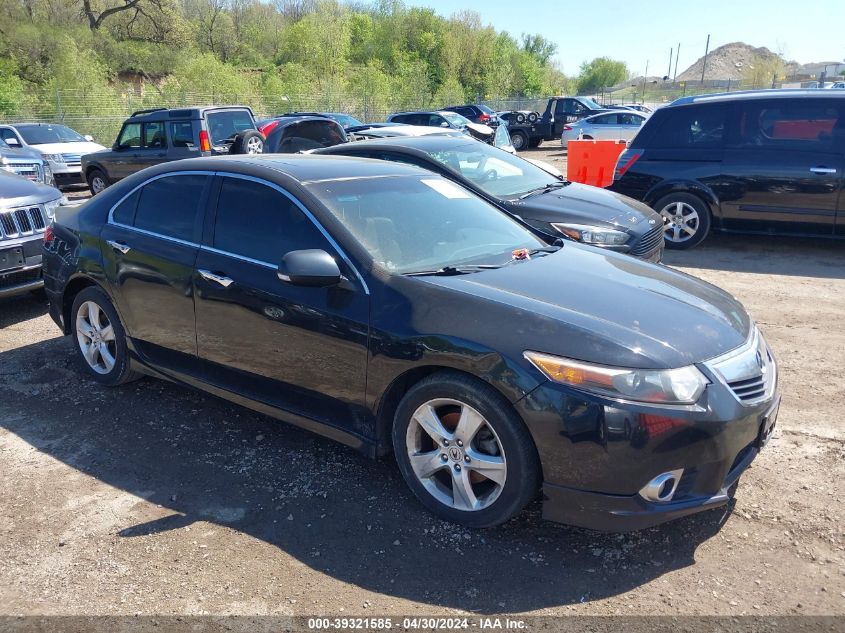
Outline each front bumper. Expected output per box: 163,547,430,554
0,235,44,298
516,361,779,532
47,161,83,185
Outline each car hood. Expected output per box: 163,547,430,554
0,170,61,206
415,244,750,369
507,181,659,229
30,141,106,154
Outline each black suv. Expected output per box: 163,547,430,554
81,106,261,195
442,104,500,127
610,90,845,248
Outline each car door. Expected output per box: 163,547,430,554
193,174,370,432
132,121,169,171
100,172,211,375
721,98,843,235
619,113,646,141
108,123,142,180
586,114,617,139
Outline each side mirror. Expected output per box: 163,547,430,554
84,134,94,142
277,249,342,287
5,137,20,146
440,121,450,128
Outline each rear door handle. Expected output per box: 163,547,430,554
810,166,837,175
107,240,131,254
198,269,234,287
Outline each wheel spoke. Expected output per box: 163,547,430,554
413,404,450,444
98,342,115,371
409,451,446,479
465,449,506,486
451,468,479,511
82,341,98,366
99,324,115,342
455,406,485,444
77,319,95,339
87,303,102,330
672,226,682,241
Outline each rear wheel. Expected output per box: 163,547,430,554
511,130,528,151
87,169,108,196
654,192,712,250
229,130,265,154
71,286,141,386
392,371,540,528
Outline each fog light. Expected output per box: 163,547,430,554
639,469,684,503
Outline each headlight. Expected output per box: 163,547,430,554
552,223,629,246
524,351,708,404
42,154,65,163
43,196,66,219
43,163,54,186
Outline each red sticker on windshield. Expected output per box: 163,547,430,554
512,248,530,260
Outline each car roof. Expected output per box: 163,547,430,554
390,110,453,117
127,154,432,184
319,135,480,154
669,89,845,107
585,110,645,119
126,105,254,121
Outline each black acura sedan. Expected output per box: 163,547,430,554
314,136,666,262
43,155,779,531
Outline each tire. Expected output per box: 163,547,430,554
392,371,541,528
515,112,526,124
87,169,109,196
229,129,265,154
71,286,141,386
511,130,528,151
528,137,542,148
527,112,539,123
653,192,712,250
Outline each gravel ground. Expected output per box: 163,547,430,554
1,149,843,619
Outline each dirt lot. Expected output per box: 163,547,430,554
1,147,844,619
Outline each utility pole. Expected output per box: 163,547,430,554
668,47,673,79
673,42,681,84
641,60,649,104
700,34,710,85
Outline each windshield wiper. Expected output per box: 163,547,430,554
403,264,501,277
518,181,569,200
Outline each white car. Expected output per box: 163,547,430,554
0,123,106,189
560,110,647,145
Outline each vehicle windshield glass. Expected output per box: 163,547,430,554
330,114,363,128
424,141,561,198
0,138,9,149
441,111,470,127
579,97,603,110
306,175,545,273
478,105,496,115
17,124,86,144
206,110,254,145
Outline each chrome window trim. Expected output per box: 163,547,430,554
106,169,369,294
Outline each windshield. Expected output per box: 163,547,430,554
441,111,471,127
0,138,9,149
17,124,86,144
307,175,545,273
579,97,603,110
206,110,255,145
478,105,496,115
329,114,363,128
424,141,562,198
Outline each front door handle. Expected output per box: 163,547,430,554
198,269,234,287
810,166,837,175
106,240,131,254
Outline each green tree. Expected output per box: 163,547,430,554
576,57,628,94
520,33,557,65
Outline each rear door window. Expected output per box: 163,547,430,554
205,109,255,145
652,105,726,148
169,121,195,148
133,174,208,242
212,177,329,263
734,101,841,149
143,121,167,149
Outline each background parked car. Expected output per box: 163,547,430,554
387,110,474,132
0,170,63,298
315,136,665,262
268,112,364,131
262,116,347,153
442,104,500,126
610,89,845,249
81,106,261,195
0,123,104,189
0,138,53,186
560,110,648,144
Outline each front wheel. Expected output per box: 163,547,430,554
654,192,712,250
87,169,108,196
392,371,540,528
71,286,141,386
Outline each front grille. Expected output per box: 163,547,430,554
0,266,40,289
707,328,776,406
727,375,767,402
2,163,42,182
61,153,82,166
0,206,47,239
630,223,664,256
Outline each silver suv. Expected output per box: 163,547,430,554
0,138,53,186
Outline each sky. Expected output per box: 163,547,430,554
402,0,845,77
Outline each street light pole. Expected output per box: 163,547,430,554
700,34,710,85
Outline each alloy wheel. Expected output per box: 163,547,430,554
75,300,116,374
91,176,106,194
246,137,264,154
660,201,700,243
405,398,507,512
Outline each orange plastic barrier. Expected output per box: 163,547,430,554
566,139,628,188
